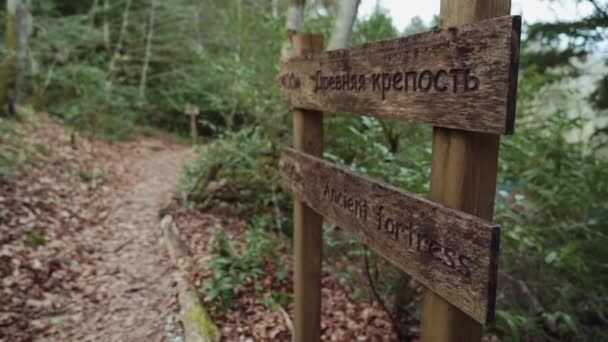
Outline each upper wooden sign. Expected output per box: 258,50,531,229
279,148,500,323
185,104,200,116
278,15,521,135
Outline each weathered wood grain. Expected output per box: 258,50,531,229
291,33,324,342
278,15,521,135
421,1,511,340
279,148,500,324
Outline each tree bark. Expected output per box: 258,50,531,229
15,0,31,104
272,0,279,18
89,0,100,27
105,0,132,104
139,0,158,101
327,0,361,50
103,0,110,50
280,0,305,62
0,0,19,114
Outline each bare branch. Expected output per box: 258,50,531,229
588,0,608,20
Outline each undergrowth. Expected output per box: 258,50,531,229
201,218,287,312
182,109,608,340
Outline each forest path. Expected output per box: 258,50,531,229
52,143,192,341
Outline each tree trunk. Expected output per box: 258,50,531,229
272,0,279,18
280,0,305,62
15,0,31,104
0,0,19,115
327,0,360,50
30,54,44,112
105,0,133,104
139,0,158,101
103,0,110,50
89,0,100,26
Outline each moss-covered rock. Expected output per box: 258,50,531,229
184,304,220,342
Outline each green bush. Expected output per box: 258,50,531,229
202,219,285,312
180,127,289,223
492,111,608,340
0,119,21,182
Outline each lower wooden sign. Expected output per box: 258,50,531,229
280,148,500,323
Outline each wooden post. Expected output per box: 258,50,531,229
291,33,324,342
421,0,511,341
185,104,200,145
190,110,198,144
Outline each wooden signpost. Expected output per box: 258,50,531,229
279,1,520,340
280,148,499,323
279,15,520,135
185,104,200,145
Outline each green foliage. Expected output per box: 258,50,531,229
202,220,285,312
590,73,608,109
259,290,292,312
24,232,45,247
301,4,335,43
351,8,399,46
491,110,608,340
482,61,608,339
0,119,21,181
326,115,431,193
145,0,286,133
44,60,138,140
525,1,608,109
10,0,289,141
29,3,139,140
180,127,289,221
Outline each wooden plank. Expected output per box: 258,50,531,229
291,33,324,342
279,148,500,324
278,15,521,135
420,1,511,341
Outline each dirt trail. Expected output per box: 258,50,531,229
51,145,192,341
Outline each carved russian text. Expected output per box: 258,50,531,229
278,15,521,134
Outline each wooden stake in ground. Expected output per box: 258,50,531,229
185,104,200,145
421,0,513,341
291,33,324,342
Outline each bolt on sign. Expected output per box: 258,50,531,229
279,15,521,135
279,14,521,341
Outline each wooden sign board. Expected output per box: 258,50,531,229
278,15,521,135
184,104,200,144
185,104,200,116
279,148,500,323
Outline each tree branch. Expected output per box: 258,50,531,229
588,0,608,20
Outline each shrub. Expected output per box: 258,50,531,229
492,111,608,340
202,219,285,312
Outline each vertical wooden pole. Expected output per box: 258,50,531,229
421,1,511,341
190,113,198,145
292,33,324,342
